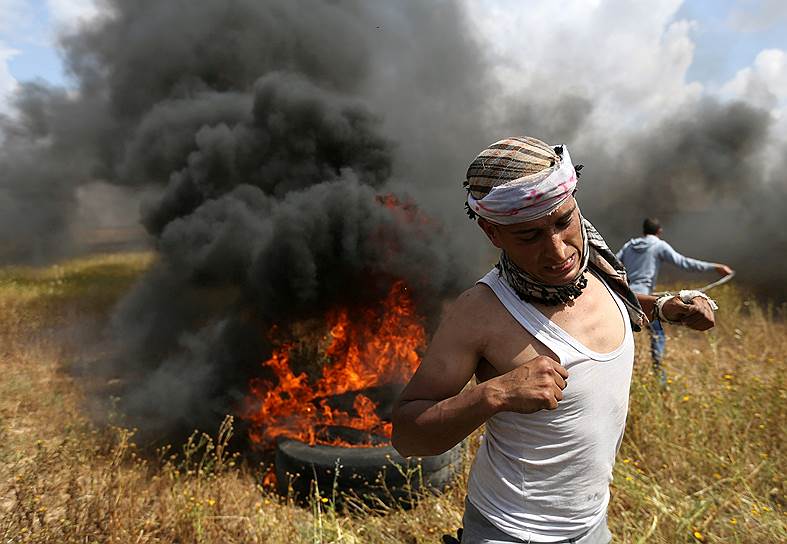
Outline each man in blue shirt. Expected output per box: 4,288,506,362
617,218,733,383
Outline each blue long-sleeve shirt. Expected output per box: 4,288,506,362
616,235,715,295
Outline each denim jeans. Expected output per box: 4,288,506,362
649,319,667,384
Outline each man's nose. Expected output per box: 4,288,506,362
544,231,568,260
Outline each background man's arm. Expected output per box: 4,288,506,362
660,241,732,276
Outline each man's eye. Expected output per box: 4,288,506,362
557,218,572,228
518,234,538,242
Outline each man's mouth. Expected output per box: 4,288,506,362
546,254,576,273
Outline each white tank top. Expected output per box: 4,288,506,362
467,269,635,543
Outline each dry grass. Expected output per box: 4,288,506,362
0,252,784,543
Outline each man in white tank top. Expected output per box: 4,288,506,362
391,137,717,543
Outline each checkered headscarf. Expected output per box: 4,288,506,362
465,137,560,200
464,137,581,224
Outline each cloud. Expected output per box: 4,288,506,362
720,48,787,179
721,48,787,111
0,44,18,115
463,0,703,149
0,0,29,33
0,0,25,116
0,1,54,49
727,0,787,32
46,0,100,31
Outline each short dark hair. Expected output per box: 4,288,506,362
643,217,661,235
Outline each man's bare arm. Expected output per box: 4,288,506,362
391,288,567,457
391,289,493,457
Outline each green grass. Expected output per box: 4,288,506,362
0,252,784,543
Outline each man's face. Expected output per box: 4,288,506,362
479,197,583,285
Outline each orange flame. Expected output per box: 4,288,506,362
375,193,432,227
243,281,425,448
261,467,277,489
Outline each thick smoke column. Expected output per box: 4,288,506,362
2,1,786,439
0,0,491,439
0,83,98,260
571,98,786,296
0,0,493,263
141,72,393,234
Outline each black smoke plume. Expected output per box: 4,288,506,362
0,0,494,440
571,99,786,297
1,1,785,440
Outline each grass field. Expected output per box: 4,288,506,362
0,252,784,543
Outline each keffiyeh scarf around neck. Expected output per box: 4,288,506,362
497,216,647,331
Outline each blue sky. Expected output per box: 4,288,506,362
0,0,99,94
2,0,69,84
676,0,787,85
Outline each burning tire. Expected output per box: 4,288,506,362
276,429,464,505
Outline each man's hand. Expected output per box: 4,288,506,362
715,263,734,276
487,355,569,413
660,296,716,331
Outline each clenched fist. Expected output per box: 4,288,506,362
487,355,569,414
661,296,716,331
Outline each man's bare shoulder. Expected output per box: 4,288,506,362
438,283,504,339
394,284,507,416
441,282,545,376
416,283,503,372
449,282,502,315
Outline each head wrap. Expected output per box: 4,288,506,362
465,137,578,224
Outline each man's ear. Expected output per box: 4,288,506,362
478,218,503,249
